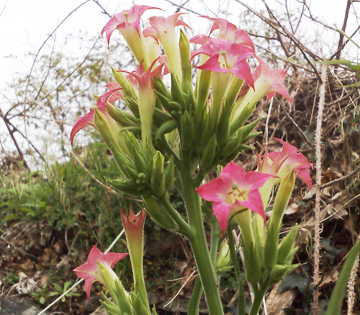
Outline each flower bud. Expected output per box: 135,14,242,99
216,242,231,273
143,194,178,231
179,29,192,92
200,134,217,170
269,264,288,282
151,151,166,197
277,224,298,265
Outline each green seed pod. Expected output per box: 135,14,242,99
269,264,289,282
222,133,243,158
153,108,173,125
238,118,261,140
179,29,192,93
111,66,137,99
180,111,194,149
164,157,175,189
124,96,140,118
106,178,143,196
200,134,217,170
107,104,139,127
230,101,256,134
151,151,166,197
156,120,179,139
278,224,299,265
143,194,177,231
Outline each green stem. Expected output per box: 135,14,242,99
249,278,270,315
160,195,194,238
210,221,220,266
187,276,202,315
227,226,246,315
181,153,224,315
158,136,181,168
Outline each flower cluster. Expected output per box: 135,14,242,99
70,6,293,147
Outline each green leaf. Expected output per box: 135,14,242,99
325,238,360,315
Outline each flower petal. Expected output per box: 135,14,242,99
237,190,266,222
70,110,95,146
213,202,234,234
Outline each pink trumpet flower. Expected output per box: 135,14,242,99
143,13,190,43
73,245,128,299
121,59,164,143
191,38,254,88
101,5,159,45
231,57,292,123
253,57,292,104
143,13,190,79
70,88,120,145
201,16,255,52
257,138,313,189
196,162,274,234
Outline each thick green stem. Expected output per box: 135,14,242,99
187,276,202,315
249,278,270,315
210,221,220,266
181,154,224,315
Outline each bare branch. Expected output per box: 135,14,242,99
335,0,352,61
23,0,91,106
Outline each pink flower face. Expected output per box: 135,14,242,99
73,245,127,299
70,88,121,145
196,162,274,233
257,138,313,189
101,5,159,45
191,38,255,88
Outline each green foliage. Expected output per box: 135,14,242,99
49,281,80,302
0,141,137,248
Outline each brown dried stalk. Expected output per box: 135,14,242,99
347,234,360,315
313,64,327,315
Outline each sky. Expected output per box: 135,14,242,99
1,0,359,90
0,0,359,165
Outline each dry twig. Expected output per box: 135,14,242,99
313,64,327,315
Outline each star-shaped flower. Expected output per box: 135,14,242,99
73,245,128,299
196,162,274,233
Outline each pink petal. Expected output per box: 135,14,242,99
87,245,104,267
298,169,312,190
243,171,275,190
212,202,234,234
84,277,95,300
231,59,254,89
220,161,246,182
190,34,210,45
237,190,266,222
105,81,120,90
70,110,95,146
196,177,231,203
120,210,146,237
201,16,255,52
101,5,160,45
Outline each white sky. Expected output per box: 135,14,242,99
1,0,359,90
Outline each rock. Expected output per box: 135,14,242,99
0,296,48,315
